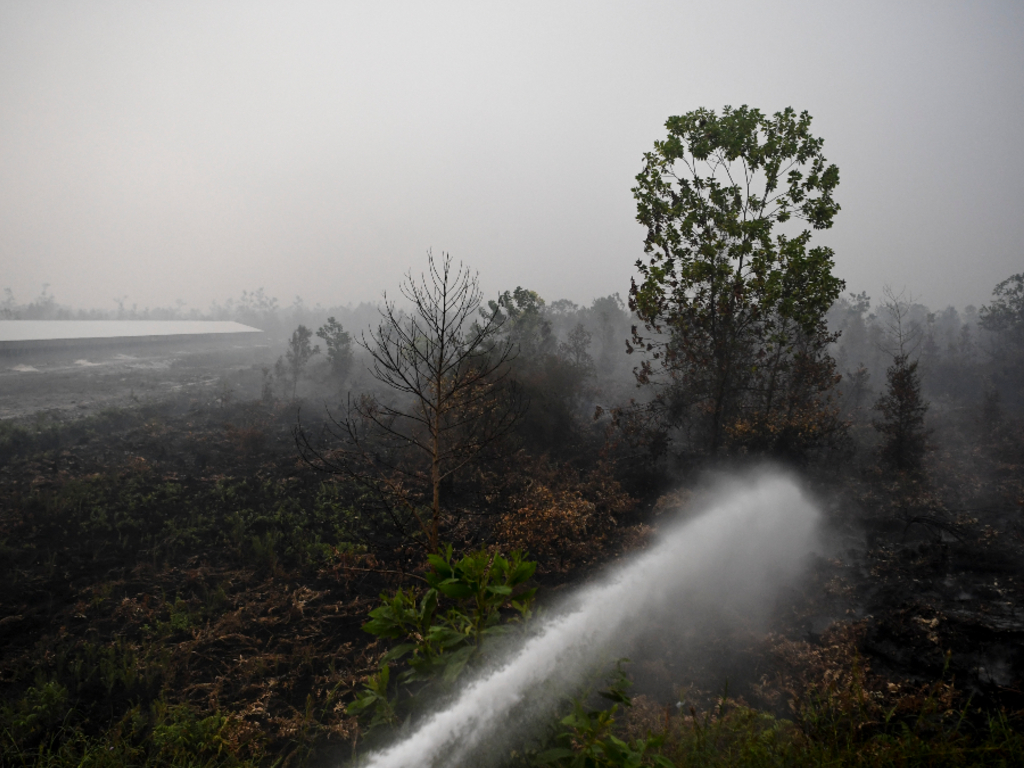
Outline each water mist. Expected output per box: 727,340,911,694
355,470,820,768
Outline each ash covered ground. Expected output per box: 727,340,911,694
0,342,276,421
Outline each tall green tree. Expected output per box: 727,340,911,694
630,105,845,456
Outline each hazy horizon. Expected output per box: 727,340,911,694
3,2,1022,315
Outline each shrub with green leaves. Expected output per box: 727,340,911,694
348,546,536,730
532,668,673,768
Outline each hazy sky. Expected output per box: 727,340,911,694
2,1,1022,314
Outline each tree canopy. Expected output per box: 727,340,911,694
980,273,1024,345
630,105,845,456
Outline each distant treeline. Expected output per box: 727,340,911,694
4,277,1022,418
828,284,1023,416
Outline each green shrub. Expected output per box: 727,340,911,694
349,546,537,733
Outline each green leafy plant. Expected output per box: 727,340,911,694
348,664,399,731
149,703,236,764
348,546,536,728
533,666,672,768
3,682,71,745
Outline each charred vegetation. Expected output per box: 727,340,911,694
3,264,1023,766
2,116,1024,764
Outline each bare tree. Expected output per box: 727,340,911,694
877,287,923,360
298,252,521,551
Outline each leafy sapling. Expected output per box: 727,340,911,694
348,546,537,729
534,663,673,768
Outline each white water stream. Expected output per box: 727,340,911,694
356,470,820,768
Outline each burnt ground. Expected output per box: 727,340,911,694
0,344,387,760
0,340,278,421
1,352,1023,761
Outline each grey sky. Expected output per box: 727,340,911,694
2,1,1022,314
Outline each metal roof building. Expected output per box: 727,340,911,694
0,321,263,356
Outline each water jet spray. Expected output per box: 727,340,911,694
354,470,819,768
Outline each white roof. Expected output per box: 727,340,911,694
0,320,262,342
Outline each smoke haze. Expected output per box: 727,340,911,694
2,2,1022,314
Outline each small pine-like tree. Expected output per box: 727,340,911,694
873,353,928,472
316,316,353,379
283,325,320,399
